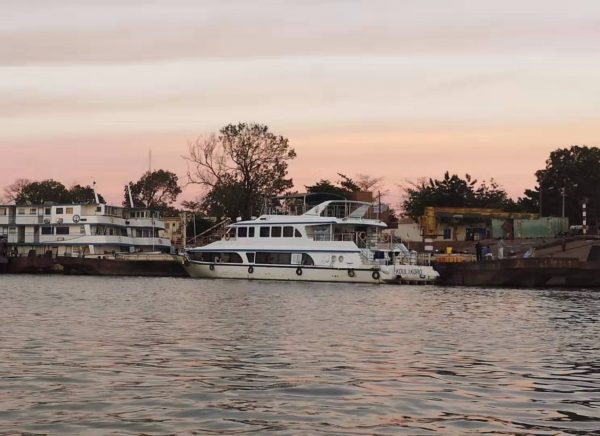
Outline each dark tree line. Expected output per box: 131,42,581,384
4,179,106,205
402,145,600,229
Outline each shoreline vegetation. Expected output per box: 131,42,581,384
1,124,599,233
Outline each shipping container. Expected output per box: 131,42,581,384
513,217,568,239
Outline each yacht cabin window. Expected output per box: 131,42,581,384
271,226,282,237
44,208,51,215
56,227,69,235
255,252,291,265
237,227,247,237
247,252,255,263
249,227,255,237
283,226,293,237
56,208,63,214
41,227,52,235
66,207,73,214
295,229,302,237
259,227,269,237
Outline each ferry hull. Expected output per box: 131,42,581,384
183,261,397,284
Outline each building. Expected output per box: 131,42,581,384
161,213,187,251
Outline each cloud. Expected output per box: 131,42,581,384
1,0,599,65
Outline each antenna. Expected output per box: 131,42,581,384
92,181,100,204
126,184,135,208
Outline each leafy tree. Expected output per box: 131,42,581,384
7,179,106,204
305,173,361,198
531,145,600,227
69,184,105,204
186,123,296,219
14,179,72,204
402,172,515,220
125,170,182,210
199,175,247,220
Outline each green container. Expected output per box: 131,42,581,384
513,217,568,238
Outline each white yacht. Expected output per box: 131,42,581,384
183,200,439,284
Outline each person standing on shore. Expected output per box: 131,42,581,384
475,240,482,262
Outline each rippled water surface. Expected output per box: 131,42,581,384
0,275,599,435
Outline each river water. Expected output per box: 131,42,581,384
0,275,598,435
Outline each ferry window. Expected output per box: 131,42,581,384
0,208,5,216
248,227,255,237
238,227,247,237
302,253,314,266
260,226,270,237
66,207,73,214
30,208,37,215
96,206,102,212
295,229,302,237
41,227,53,235
56,208,63,214
56,227,69,235
18,209,25,215
283,226,293,237
247,252,255,263
271,226,282,237
443,227,452,239
44,208,51,215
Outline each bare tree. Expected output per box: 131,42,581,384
185,123,296,219
3,178,31,203
355,174,385,192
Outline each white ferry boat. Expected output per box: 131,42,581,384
183,200,439,284
0,202,171,257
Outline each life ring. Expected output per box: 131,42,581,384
372,270,380,280
209,264,215,271
358,232,367,241
72,214,80,223
347,269,355,278
224,233,230,240
248,266,254,274
296,267,303,276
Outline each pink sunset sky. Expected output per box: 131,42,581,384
1,0,599,209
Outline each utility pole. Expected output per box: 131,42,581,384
561,188,566,218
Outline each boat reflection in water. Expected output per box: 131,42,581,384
183,200,439,284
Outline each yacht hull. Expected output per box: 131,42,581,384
183,261,398,284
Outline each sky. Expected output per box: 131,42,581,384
1,0,599,208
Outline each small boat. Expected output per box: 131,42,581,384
182,200,439,284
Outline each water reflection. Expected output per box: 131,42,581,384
0,276,598,434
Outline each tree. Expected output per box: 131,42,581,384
5,179,106,204
14,179,72,204
402,172,515,220
186,122,296,219
125,170,182,210
531,145,600,228
3,178,31,203
355,174,385,192
69,184,105,204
